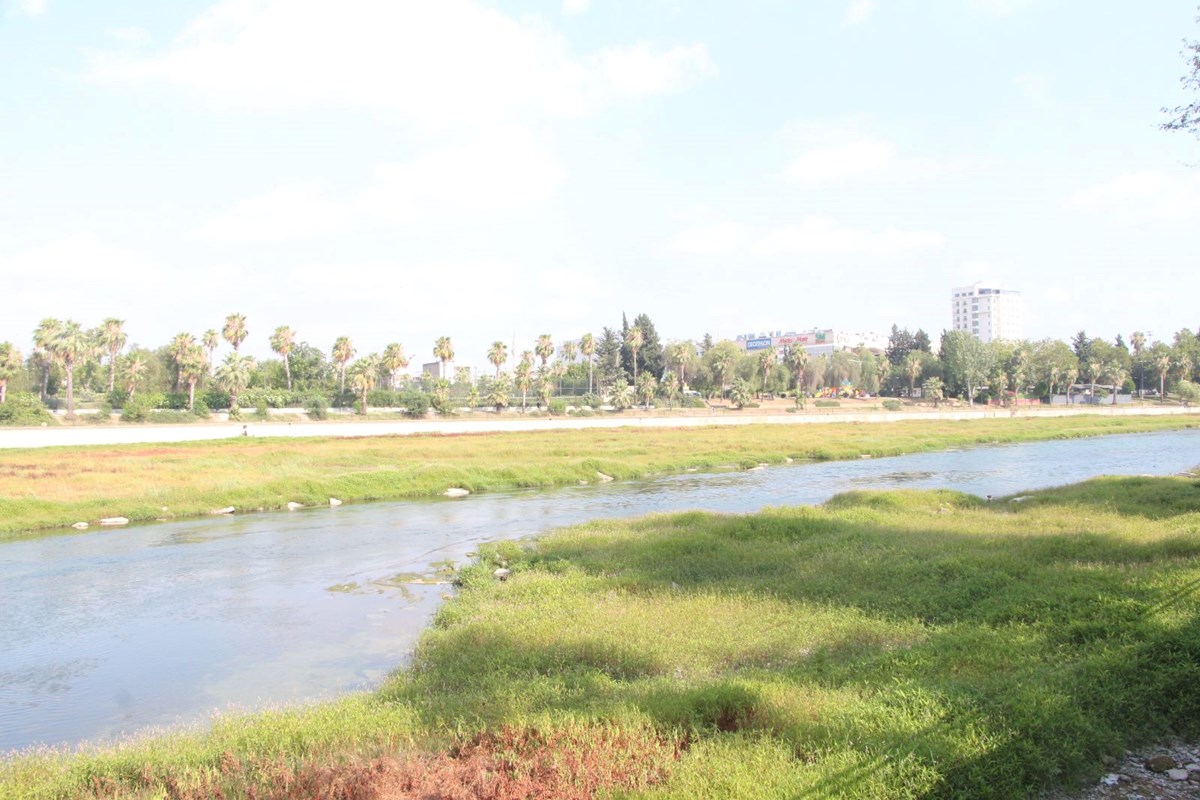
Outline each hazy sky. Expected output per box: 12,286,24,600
3,0,1197,366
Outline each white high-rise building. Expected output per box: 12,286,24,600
951,283,1023,343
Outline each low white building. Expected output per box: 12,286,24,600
734,328,887,357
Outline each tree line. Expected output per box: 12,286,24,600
2,314,1199,422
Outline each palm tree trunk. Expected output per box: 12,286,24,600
41,364,49,401
65,365,76,420
188,380,196,412
109,356,117,393
284,356,292,391
1,379,7,403
339,365,346,394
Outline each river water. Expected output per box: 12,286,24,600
2,429,1198,754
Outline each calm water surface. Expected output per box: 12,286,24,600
2,428,1198,753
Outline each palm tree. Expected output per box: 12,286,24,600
487,341,508,378
560,340,577,365
661,371,680,408
668,342,695,387
625,325,643,384
758,346,777,399
922,377,945,407
222,313,248,352
488,373,511,412
0,342,21,403
515,351,534,412
1130,331,1146,357
434,336,454,379
180,344,207,412
349,354,380,415
98,318,126,393
636,372,658,408
123,353,147,397
579,333,596,394
535,335,554,371
729,378,752,409
332,336,355,393
202,329,220,372
903,351,923,397
50,320,94,420
786,345,811,397
216,352,255,414
33,318,63,401
381,343,409,389
1157,350,1172,401
170,332,197,391
270,326,296,390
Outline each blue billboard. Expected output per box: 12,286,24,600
745,337,773,350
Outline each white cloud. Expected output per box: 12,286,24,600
105,26,151,45
752,216,945,259
8,0,45,16
667,215,944,261
783,134,972,186
88,0,713,129
842,0,877,26
1068,171,1200,224
562,0,589,14
197,127,564,243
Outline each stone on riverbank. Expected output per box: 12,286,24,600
99,517,129,526
71,522,88,530
329,498,342,507
287,502,303,510
210,506,235,515
444,488,470,498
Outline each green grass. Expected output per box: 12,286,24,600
6,475,1200,798
0,414,1195,536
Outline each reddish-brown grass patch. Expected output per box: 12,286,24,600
85,726,682,799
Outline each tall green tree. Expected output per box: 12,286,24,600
179,343,207,412
487,373,511,412
487,341,508,378
515,351,534,412
636,371,657,407
786,345,811,395
270,326,296,390
579,333,596,395
98,318,127,393
624,324,644,384
560,339,577,365
757,346,777,399
123,352,148,397
50,320,94,420
216,353,255,414
902,351,924,397
535,334,554,371
666,341,696,388
660,371,680,408
940,330,994,406
33,318,63,401
332,336,355,393
169,332,197,392
0,342,21,403
222,313,248,352
202,329,220,372
433,336,454,379
349,354,380,415
381,343,409,389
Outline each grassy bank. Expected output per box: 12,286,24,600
5,475,1200,798
1,415,1197,537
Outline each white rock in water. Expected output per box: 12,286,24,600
210,506,235,515
71,522,89,530
99,517,129,526
595,472,614,482
747,465,765,472
286,502,303,510
444,487,470,498
1168,769,1189,781
329,498,343,507
785,457,794,464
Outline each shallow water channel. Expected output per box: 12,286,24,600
2,428,1199,754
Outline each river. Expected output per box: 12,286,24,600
2,428,1198,754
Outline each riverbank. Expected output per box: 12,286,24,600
3,401,1197,449
5,474,1199,798
2,415,1197,537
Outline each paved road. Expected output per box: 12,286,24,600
1,405,1196,450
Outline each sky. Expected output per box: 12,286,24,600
2,0,1198,368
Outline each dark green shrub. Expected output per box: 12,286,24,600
580,392,602,408
202,388,231,410
93,401,114,424
882,399,903,411
162,392,189,410
548,398,568,416
253,403,271,421
682,396,706,408
401,391,431,418
305,395,329,420
121,395,150,423
147,410,196,424
191,398,210,418
106,388,130,409
0,393,53,426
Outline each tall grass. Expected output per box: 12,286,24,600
0,415,1194,536
6,475,1200,798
